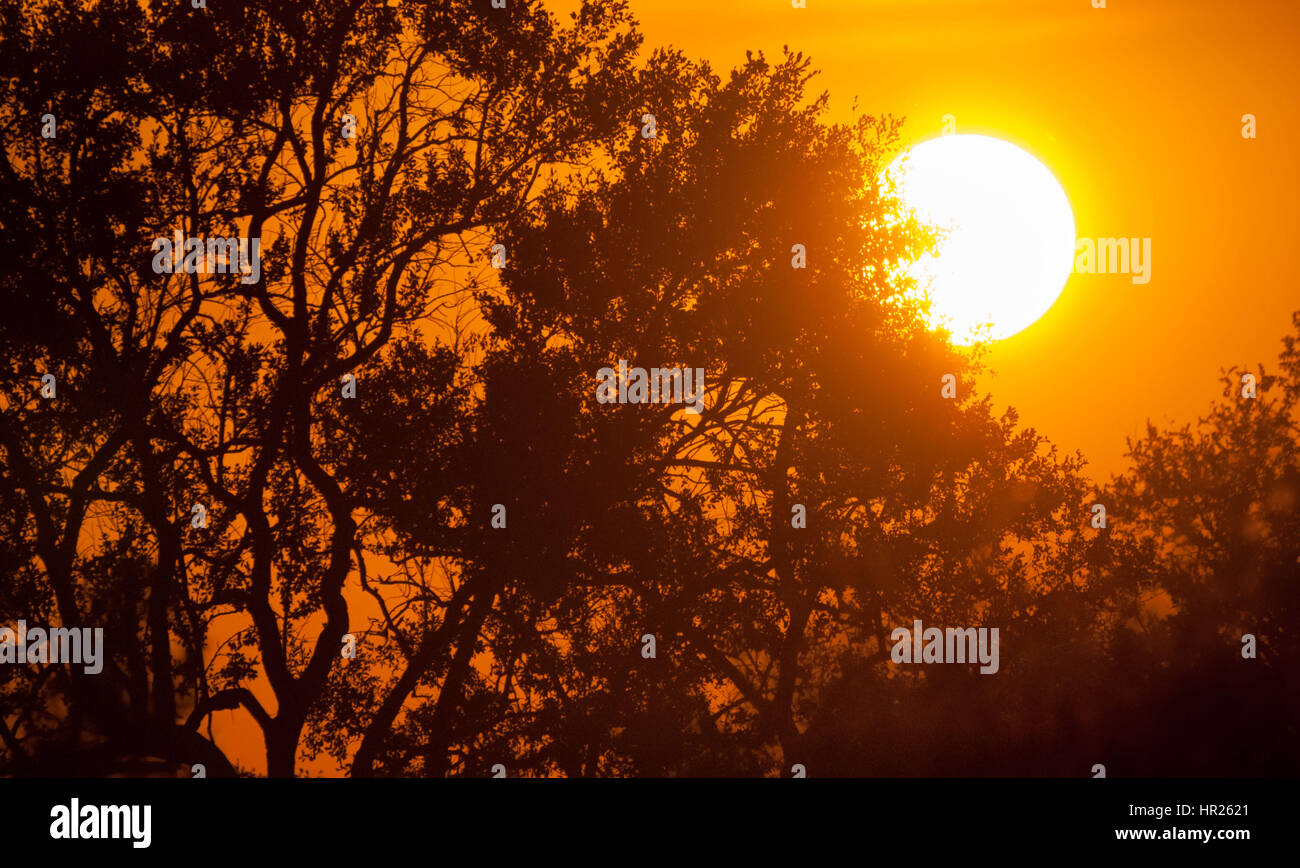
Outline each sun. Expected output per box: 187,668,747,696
885,134,1076,344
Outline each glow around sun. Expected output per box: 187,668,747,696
885,134,1076,344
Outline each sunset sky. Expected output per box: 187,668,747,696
9,0,1298,796
626,0,1300,478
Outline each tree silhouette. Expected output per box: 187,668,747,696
342,45,1123,776
1098,318,1300,774
1,0,642,776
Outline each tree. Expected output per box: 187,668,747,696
1,0,641,776
384,46,1118,776
1101,314,1300,773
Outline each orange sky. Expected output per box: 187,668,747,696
625,0,1300,479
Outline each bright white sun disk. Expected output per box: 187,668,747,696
886,135,1076,344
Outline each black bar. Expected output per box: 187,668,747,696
1,778,1281,856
